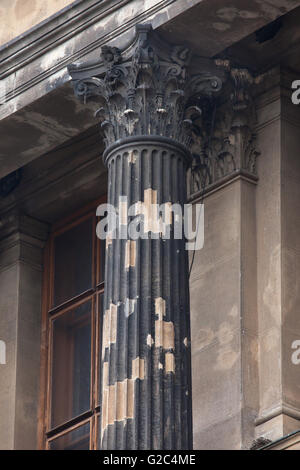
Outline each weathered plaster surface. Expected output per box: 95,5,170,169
0,0,74,46
190,177,258,449
0,216,48,449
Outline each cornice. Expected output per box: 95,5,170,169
0,209,49,247
0,0,131,79
188,169,258,203
0,0,184,107
255,403,300,426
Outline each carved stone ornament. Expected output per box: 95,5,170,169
188,65,260,199
68,25,260,197
68,24,226,154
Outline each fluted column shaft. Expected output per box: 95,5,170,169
101,138,192,449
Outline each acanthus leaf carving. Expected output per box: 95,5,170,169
68,24,226,152
188,66,260,198
67,24,259,193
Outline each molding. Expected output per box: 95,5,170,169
0,211,49,244
0,0,188,107
188,170,258,203
255,404,300,426
0,140,104,218
261,430,300,450
103,136,192,166
0,0,131,79
0,211,49,271
0,232,45,272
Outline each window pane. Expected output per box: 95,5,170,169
53,218,93,306
49,422,90,450
50,301,92,429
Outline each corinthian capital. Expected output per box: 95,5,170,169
68,24,226,152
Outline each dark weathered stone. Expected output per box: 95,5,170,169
68,23,227,450
101,138,192,449
188,66,260,199
69,24,225,151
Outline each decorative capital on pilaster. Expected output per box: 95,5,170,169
188,65,260,199
68,24,227,155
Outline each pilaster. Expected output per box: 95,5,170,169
0,211,49,449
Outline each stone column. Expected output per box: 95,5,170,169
68,24,225,449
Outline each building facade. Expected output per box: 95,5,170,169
0,0,300,450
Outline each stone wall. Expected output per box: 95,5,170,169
189,69,300,449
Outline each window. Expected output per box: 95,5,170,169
39,199,105,450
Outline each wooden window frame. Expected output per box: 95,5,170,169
38,197,106,450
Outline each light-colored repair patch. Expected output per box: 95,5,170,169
212,22,231,31
257,2,282,19
228,305,238,317
102,378,135,431
40,43,69,72
131,357,145,380
116,379,136,422
216,6,259,23
103,361,109,389
216,322,235,346
165,352,175,373
250,338,258,362
106,231,113,248
128,150,137,164
262,245,281,324
164,202,172,226
282,249,299,315
145,187,157,205
192,328,215,351
154,296,174,348
216,6,238,21
143,188,159,233
239,10,260,19
147,334,154,347
101,356,146,438
124,298,136,317
183,337,188,347
155,297,166,319
102,303,118,359
48,67,69,84
133,189,172,235
155,319,175,349
262,327,280,353
159,362,163,370
125,240,136,269
214,346,239,371
119,199,128,225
